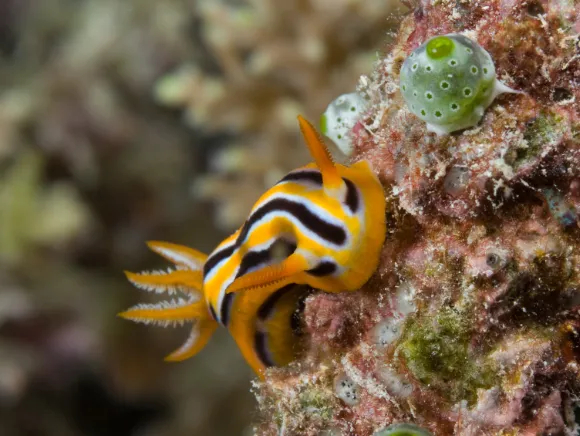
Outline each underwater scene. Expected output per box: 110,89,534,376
0,0,579,435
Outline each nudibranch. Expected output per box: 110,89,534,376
400,34,519,135
119,116,386,377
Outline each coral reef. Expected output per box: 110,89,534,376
253,0,580,434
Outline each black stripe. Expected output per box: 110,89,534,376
235,198,347,247
236,249,271,279
236,239,297,279
209,304,218,321
276,170,322,186
203,245,235,278
343,177,360,213
307,261,337,276
220,292,235,326
254,331,275,367
257,284,297,320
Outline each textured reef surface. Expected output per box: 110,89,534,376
253,0,580,434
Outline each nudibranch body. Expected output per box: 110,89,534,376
400,34,518,135
120,116,386,377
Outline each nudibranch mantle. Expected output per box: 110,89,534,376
120,116,386,378
400,34,519,135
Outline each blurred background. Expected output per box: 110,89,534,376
0,0,405,434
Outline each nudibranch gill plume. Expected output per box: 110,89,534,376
119,116,386,377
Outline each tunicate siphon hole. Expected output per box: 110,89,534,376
526,0,545,17
486,252,500,268
552,87,573,102
334,373,360,406
483,248,508,271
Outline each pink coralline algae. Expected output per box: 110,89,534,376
252,0,580,435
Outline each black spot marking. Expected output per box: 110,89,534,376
307,261,337,276
203,245,235,278
343,178,359,213
220,292,235,326
236,199,347,247
254,331,275,367
276,170,322,186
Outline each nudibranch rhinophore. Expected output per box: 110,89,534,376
119,116,386,378
400,34,519,135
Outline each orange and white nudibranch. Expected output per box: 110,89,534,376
119,116,386,378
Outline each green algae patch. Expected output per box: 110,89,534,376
298,387,335,421
516,110,566,168
400,307,496,404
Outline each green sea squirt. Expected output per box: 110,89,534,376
399,34,518,135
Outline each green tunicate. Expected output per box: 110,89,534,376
516,110,565,168
374,423,432,436
400,33,517,135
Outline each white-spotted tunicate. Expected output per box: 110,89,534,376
334,373,360,406
320,92,367,156
400,34,518,135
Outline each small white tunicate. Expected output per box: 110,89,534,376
334,373,360,406
376,366,413,398
320,92,368,156
374,319,404,347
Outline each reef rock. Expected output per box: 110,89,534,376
253,0,580,435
